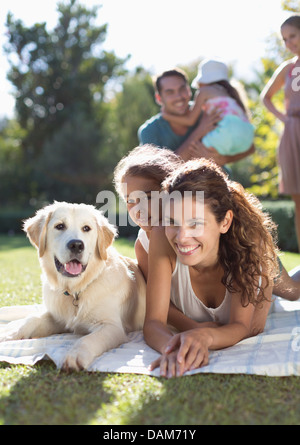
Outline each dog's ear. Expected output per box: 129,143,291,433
23,208,53,257
95,214,118,261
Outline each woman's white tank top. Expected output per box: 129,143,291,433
137,229,232,324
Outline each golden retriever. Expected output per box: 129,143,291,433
1,201,146,371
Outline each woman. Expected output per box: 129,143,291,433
261,15,300,251
143,158,279,378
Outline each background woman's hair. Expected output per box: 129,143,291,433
281,15,300,31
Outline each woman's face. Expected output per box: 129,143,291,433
281,24,300,56
122,175,161,232
165,197,232,269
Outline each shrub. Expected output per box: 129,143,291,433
262,200,297,252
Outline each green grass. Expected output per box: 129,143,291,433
1,234,300,425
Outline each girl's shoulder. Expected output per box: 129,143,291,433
149,226,177,268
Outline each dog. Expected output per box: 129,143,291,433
1,201,146,371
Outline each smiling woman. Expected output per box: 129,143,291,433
143,158,280,378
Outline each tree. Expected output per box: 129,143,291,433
103,67,159,157
0,118,28,206
238,58,285,198
281,0,300,11
4,0,125,203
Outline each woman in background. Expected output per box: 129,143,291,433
261,15,300,251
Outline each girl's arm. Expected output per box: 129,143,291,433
260,60,294,122
134,238,148,281
143,226,176,354
162,90,207,126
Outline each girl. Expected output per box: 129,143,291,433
144,158,280,377
260,15,300,251
162,58,254,157
113,144,183,280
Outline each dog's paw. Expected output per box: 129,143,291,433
0,326,31,342
62,345,95,372
0,332,20,343
12,320,42,340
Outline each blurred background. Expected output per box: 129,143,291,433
0,0,298,249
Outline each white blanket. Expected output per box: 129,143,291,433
0,299,300,377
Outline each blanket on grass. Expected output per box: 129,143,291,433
0,298,300,377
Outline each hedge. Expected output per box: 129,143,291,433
262,200,297,252
0,200,297,252
0,207,139,239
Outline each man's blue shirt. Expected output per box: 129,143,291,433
138,113,198,152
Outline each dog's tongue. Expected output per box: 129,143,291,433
64,260,83,275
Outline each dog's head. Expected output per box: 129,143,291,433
23,201,117,289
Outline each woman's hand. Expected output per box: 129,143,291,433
149,349,184,378
149,329,212,378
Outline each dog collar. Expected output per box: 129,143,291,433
63,290,80,307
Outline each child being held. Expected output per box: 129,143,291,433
162,58,254,156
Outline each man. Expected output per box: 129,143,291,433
138,68,254,165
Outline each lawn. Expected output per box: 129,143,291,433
0,234,300,425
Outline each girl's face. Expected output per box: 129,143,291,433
165,197,232,269
281,24,300,56
122,175,161,232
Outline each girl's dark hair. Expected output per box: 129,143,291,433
163,158,279,307
113,144,183,198
214,80,247,113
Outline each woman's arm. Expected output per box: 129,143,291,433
260,60,292,122
135,235,219,332
157,276,273,377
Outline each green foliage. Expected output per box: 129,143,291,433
3,0,125,204
1,0,299,208
243,57,287,198
0,119,29,207
262,200,297,252
282,0,300,12
247,92,282,198
101,67,159,160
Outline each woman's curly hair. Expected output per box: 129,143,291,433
162,158,279,306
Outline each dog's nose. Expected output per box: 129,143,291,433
67,239,84,254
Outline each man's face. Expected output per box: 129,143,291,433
156,76,191,116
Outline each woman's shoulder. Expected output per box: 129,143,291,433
275,57,297,76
